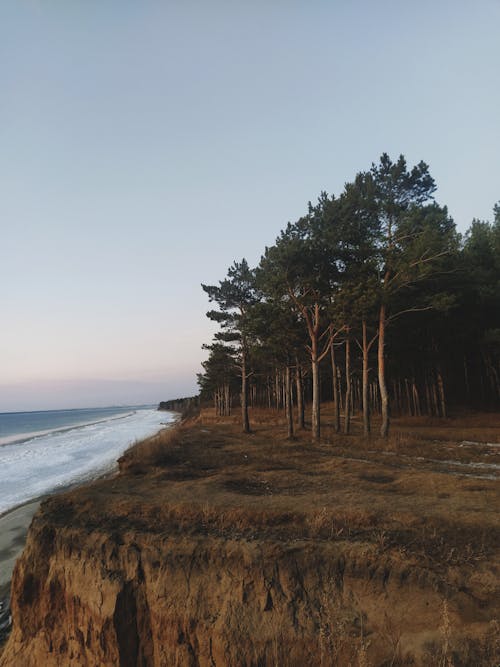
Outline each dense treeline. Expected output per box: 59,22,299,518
158,396,200,417
198,154,500,438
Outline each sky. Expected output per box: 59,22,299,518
1,1,499,411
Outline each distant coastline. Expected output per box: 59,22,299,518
158,395,199,418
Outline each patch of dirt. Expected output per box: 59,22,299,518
358,473,396,484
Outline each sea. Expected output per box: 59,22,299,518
0,405,175,516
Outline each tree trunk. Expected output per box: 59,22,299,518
311,352,320,442
241,348,250,433
378,303,389,437
295,356,305,429
281,370,286,412
354,378,360,414
431,378,439,416
331,344,340,433
424,376,432,416
344,332,351,435
405,379,412,416
463,355,470,400
362,320,370,436
337,367,344,413
275,369,280,411
285,365,294,439
391,380,399,416
436,366,447,418
412,380,421,416
489,359,500,400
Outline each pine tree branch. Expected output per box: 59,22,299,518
386,306,433,324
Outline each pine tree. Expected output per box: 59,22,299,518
202,259,258,433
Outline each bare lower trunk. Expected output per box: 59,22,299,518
425,377,432,416
344,333,351,435
241,349,250,433
431,379,439,416
295,357,305,429
488,358,500,400
331,344,340,433
437,367,447,418
275,369,280,411
362,320,370,436
312,357,320,442
412,380,421,416
281,370,286,411
463,355,470,400
337,367,344,413
378,304,389,437
285,365,294,439
404,379,411,416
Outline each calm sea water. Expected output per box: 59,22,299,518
0,406,175,515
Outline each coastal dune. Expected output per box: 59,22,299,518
1,413,499,665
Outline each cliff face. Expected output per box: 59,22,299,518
2,419,499,666
0,513,465,666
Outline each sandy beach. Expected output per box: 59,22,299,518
0,500,42,642
0,500,41,598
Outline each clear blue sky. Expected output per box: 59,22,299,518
1,1,499,411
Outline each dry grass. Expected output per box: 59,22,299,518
49,406,499,666
69,408,499,562
118,421,187,471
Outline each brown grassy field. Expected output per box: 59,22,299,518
118,406,499,555
3,406,498,666
83,406,499,664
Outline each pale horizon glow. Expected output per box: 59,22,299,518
1,2,499,411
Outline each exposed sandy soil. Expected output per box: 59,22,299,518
0,502,41,593
1,407,499,665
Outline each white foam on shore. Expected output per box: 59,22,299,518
0,409,174,515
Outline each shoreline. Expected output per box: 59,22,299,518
0,466,120,600
0,416,178,596
0,407,175,519
0,499,42,598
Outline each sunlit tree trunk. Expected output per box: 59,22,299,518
344,331,351,435
311,335,320,442
295,356,305,429
436,366,447,418
362,320,370,436
412,380,421,416
241,346,250,433
378,303,390,437
331,344,340,433
285,365,294,439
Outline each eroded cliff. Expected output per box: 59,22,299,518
2,416,499,665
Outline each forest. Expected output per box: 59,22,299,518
198,154,500,439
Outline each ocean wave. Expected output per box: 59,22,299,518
0,411,136,447
0,409,174,515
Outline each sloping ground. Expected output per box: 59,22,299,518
1,410,499,666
